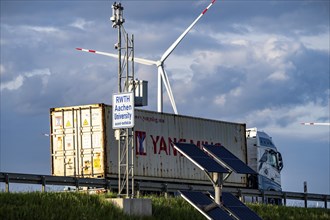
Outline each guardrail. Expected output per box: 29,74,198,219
0,172,112,192
225,188,329,209
0,172,329,209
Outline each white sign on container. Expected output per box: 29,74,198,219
112,92,134,129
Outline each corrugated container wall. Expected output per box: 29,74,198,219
50,104,248,188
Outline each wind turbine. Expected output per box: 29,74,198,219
76,0,216,115
301,122,330,126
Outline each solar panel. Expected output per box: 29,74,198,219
203,144,257,175
179,191,233,220
174,143,228,173
222,192,262,220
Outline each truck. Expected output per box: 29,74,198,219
50,103,283,194
246,128,283,192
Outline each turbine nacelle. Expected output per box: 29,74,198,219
156,61,163,67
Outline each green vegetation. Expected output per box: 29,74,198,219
249,203,330,220
0,192,123,220
0,192,329,220
151,195,204,220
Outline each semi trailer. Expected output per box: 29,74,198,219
50,103,283,193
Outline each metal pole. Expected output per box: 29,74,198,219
131,34,135,198
126,129,129,197
126,33,129,91
118,133,121,195
213,172,223,205
324,195,328,209
5,174,9,192
41,176,46,192
111,2,135,198
304,181,308,208
113,2,123,196
117,8,122,93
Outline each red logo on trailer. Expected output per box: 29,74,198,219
136,131,147,156
136,130,222,157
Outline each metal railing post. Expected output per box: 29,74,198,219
261,190,265,204
41,176,46,192
238,189,242,201
324,195,328,209
5,174,9,192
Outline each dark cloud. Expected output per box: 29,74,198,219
290,48,329,103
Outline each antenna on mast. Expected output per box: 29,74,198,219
110,2,125,28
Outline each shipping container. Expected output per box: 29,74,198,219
50,103,249,189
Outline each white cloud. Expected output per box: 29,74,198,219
0,75,24,91
26,26,59,34
69,18,94,30
244,101,329,140
299,31,330,51
214,94,226,106
0,68,51,91
2,24,67,47
166,54,194,80
263,37,287,61
267,70,289,81
231,39,249,47
25,68,51,78
190,50,224,73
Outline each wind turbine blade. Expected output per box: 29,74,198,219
76,47,118,58
158,67,176,114
160,0,216,62
162,68,176,111
134,57,158,66
76,48,157,66
158,66,178,114
301,122,330,126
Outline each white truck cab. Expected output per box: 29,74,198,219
246,128,283,192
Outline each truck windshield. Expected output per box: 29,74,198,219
268,152,278,169
260,150,280,171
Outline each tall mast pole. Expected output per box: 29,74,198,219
111,2,135,198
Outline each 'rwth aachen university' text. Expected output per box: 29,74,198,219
112,93,134,129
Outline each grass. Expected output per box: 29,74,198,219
249,203,330,220
0,192,124,220
151,195,205,220
0,192,329,220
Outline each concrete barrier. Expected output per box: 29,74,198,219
107,198,152,216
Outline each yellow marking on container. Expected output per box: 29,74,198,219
83,119,89,126
94,154,101,168
57,137,63,150
66,120,71,127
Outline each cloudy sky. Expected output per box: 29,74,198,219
1,0,329,195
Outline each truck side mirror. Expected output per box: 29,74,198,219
277,152,283,171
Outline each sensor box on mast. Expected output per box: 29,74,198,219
128,80,148,107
